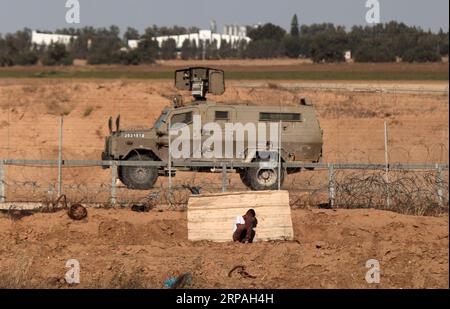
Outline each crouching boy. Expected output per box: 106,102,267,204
233,209,258,243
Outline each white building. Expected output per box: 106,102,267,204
223,24,247,37
31,31,78,46
128,28,251,50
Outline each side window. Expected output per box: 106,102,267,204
215,111,229,121
171,111,193,125
259,112,302,122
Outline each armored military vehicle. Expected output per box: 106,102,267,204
102,67,323,191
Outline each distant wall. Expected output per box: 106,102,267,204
128,29,251,50
31,31,77,46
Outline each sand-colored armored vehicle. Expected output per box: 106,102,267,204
102,67,323,191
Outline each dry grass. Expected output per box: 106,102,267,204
108,266,148,289
0,255,35,288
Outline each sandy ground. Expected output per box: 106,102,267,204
0,208,447,288
2,60,448,74
0,64,448,289
0,78,447,163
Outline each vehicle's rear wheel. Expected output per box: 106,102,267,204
119,153,158,190
239,169,252,189
246,161,285,191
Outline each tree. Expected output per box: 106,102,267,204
291,14,300,37
1,21,447,64
246,40,284,58
160,38,177,60
219,40,234,59
123,27,140,45
354,39,396,62
247,23,286,42
196,40,205,60
202,40,219,60
181,40,193,60
438,29,449,56
246,23,286,58
0,35,9,66
1,28,39,65
113,49,141,65
191,40,199,60
86,26,122,64
284,35,301,58
296,23,344,59
237,40,248,59
137,36,159,64
309,27,348,63
42,43,73,65
143,26,157,38
402,34,442,62
158,26,187,36
67,26,96,59
188,27,200,34
402,47,441,63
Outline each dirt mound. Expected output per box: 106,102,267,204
0,208,447,288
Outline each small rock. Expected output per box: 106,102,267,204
68,204,87,220
315,241,326,249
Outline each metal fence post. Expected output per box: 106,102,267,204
57,116,63,197
168,118,173,207
278,120,282,191
0,160,5,203
436,164,444,207
384,120,391,209
221,162,227,193
111,161,117,205
328,163,335,208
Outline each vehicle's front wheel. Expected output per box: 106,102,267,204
245,161,285,191
119,153,159,190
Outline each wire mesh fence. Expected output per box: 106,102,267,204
0,160,448,216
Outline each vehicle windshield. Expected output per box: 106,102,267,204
153,108,169,129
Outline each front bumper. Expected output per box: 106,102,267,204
101,151,110,169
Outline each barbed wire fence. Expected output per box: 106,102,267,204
0,159,448,216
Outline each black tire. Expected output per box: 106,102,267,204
119,153,158,190
246,161,285,191
239,169,252,189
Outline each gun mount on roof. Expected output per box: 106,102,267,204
175,67,225,100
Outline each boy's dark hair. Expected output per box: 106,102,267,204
246,209,256,217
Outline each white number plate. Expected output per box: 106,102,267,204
124,133,145,138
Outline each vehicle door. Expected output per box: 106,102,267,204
202,106,237,160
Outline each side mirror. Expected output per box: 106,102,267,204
156,130,165,137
